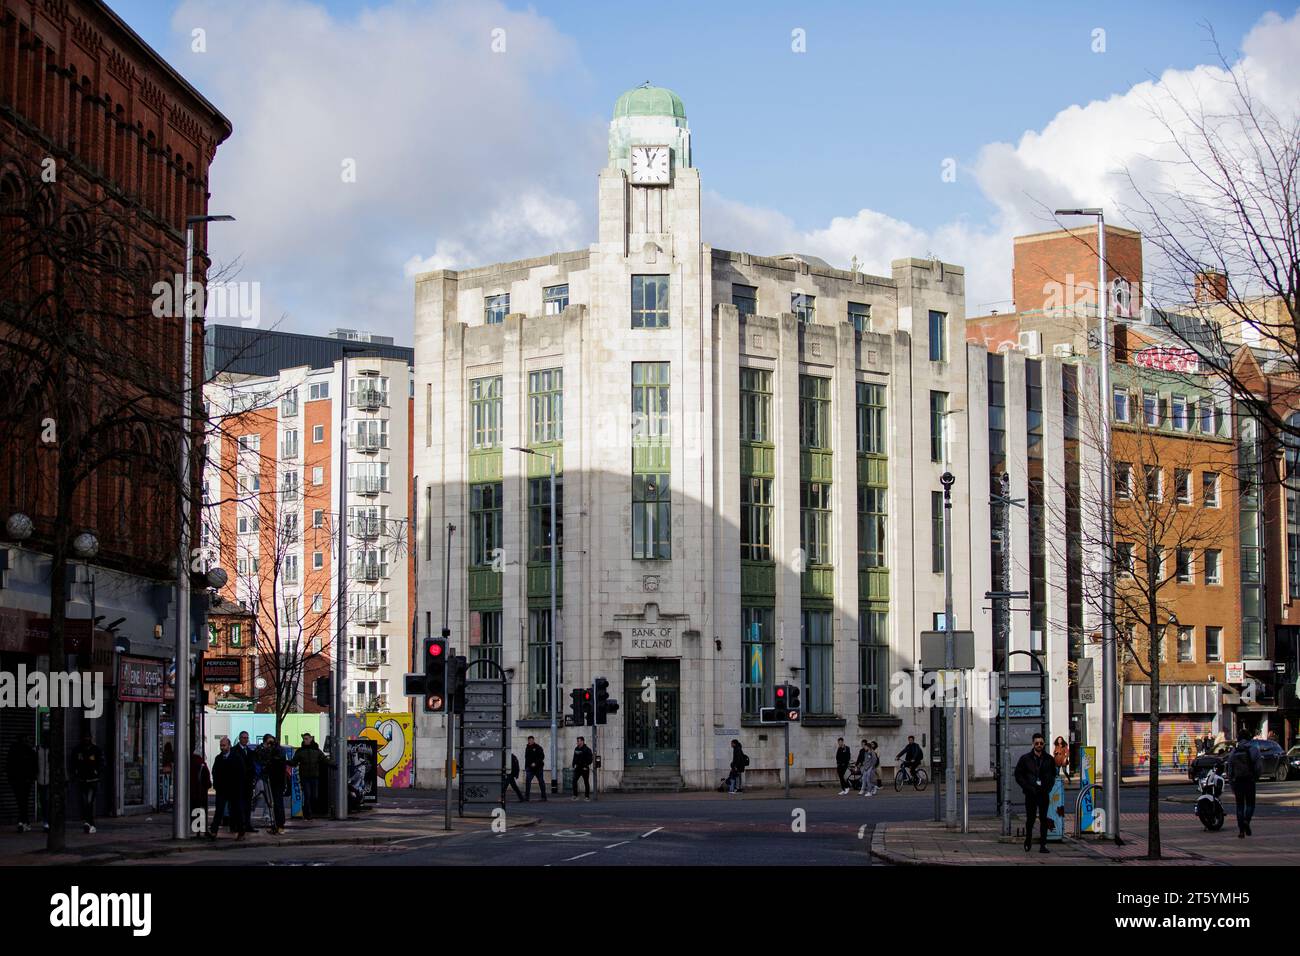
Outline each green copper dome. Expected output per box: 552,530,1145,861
613,83,686,121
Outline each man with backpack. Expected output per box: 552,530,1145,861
1225,729,1264,838
726,739,749,794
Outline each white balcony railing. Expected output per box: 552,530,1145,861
352,518,381,540
353,433,384,453
354,388,384,410
352,477,383,496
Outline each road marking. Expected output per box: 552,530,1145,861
604,841,629,849
563,851,597,862
640,827,664,839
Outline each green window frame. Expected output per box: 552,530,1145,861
632,275,670,328
856,382,886,454
929,390,948,463
740,476,773,561
740,368,772,443
931,491,945,573
470,376,502,449
469,482,502,567
799,375,831,450
529,368,563,444
741,606,775,717
800,481,832,566
858,485,887,568
632,362,670,440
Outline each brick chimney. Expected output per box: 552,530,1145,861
1194,269,1228,304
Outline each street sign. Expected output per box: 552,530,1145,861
457,676,508,815
920,631,976,671
1077,657,1096,704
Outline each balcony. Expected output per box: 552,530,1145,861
280,486,301,504
352,477,383,496
355,388,384,411
353,433,384,454
356,651,383,670
280,443,299,460
352,518,381,540
353,564,382,583
357,603,384,624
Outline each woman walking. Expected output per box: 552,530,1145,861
1052,736,1071,784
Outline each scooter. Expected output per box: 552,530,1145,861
1194,767,1226,831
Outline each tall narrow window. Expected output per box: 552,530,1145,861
1113,387,1130,423
856,382,886,454
929,391,948,463
740,477,773,561
858,485,886,568
799,375,831,450
527,609,560,715
470,610,503,671
800,482,832,566
740,368,772,443
792,292,815,324
528,477,563,563
469,376,502,449
859,608,889,716
931,491,946,573
928,310,947,362
632,473,671,559
801,610,834,716
529,368,563,444
631,362,670,439
741,607,775,717
631,275,670,328
469,483,502,567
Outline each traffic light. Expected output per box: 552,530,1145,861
450,655,469,714
422,635,448,713
594,676,619,724
570,687,585,726
784,682,801,721
314,675,331,707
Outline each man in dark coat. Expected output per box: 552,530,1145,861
571,737,593,800
290,733,326,819
234,731,257,831
504,752,525,801
1015,732,1057,853
6,733,38,832
190,749,212,834
835,737,852,794
523,735,547,801
726,739,748,794
256,735,288,834
69,731,104,834
1225,729,1264,838
210,736,247,839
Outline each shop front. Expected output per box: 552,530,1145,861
1121,682,1220,776
115,655,169,815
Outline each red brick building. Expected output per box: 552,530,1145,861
0,0,230,819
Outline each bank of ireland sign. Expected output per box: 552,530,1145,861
624,622,677,656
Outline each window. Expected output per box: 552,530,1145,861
312,593,323,613
281,595,299,628
741,607,774,717
527,609,559,715
1145,465,1162,501
799,376,831,450
312,424,324,443
928,310,947,362
470,483,502,567
740,368,772,443
1206,626,1222,662
1176,548,1193,583
281,429,299,459
1175,469,1191,504
856,382,886,455
1143,390,1159,427
740,477,773,561
800,482,832,566
312,466,324,486
313,551,323,571
930,391,948,463
858,485,886,568
485,293,510,325
1115,462,1132,499
1202,472,1219,507
1199,400,1214,434
1117,542,1134,575
348,375,390,408
791,292,815,324
528,477,563,563
848,301,871,333
859,608,889,716
283,553,303,586
1113,388,1130,423
732,284,757,317
471,610,503,671
347,461,388,493
312,509,324,528
352,418,389,450
309,381,330,401
1150,546,1165,582
1204,549,1221,585
529,368,563,444
1172,395,1188,431
632,473,671,559
237,434,260,452
1177,626,1194,662
237,514,259,534
281,387,299,418
801,610,834,716
469,376,503,449
1215,402,1229,437
631,362,670,439
931,491,945,573
631,275,670,328
543,284,569,315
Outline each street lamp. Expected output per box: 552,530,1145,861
176,213,235,841
1054,206,1119,842
512,445,558,794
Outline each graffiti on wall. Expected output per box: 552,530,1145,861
358,712,414,788
1123,718,1214,775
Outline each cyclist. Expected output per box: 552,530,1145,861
896,736,924,785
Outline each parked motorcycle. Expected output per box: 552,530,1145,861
1194,767,1226,831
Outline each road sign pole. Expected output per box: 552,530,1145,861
784,720,790,798
942,472,956,826
592,678,598,802
443,523,454,833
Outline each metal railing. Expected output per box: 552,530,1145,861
354,388,384,410
351,477,383,495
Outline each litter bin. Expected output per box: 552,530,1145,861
562,767,574,795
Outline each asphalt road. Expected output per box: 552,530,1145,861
111,781,1300,867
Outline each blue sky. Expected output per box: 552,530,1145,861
102,0,1297,336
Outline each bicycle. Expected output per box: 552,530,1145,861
894,765,930,792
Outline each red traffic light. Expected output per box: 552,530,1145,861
583,690,592,700
775,686,785,699
428,642,444,657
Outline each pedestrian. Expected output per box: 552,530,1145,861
256,734,288,834
505,752,525,802
726,739,748,794
235,730,257,831
6,732,37,832
835,737,852,794
36,740,50,832
523,735,547,801
1053,735,1071,784
210,736,247,840
70,730,104,834
290,733,326,820
859,740,880,796
1014,732,1057,853
191,747,211,834
1225,728,1264,838
159,741,175,809
571,736,593,800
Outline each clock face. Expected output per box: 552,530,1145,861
630,145,671,185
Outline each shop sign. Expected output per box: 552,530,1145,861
117,656,166,703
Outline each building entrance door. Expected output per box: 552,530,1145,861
624,659,679,768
